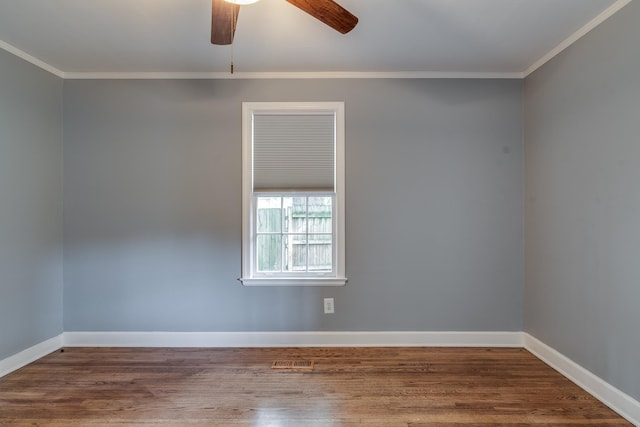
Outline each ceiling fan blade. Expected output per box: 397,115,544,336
211,0,240,45
286,0,358,34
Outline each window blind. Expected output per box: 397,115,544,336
253,114,335,192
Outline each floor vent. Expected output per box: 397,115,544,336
271,360,315,370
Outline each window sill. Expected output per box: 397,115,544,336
239,277,347,287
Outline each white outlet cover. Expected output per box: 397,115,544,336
324,298,334,314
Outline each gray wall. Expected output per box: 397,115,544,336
524,1,640,401
0,50,63,359
63,78,523,332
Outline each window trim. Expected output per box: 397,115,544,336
240,102,346,287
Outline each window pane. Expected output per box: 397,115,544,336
283,196,306,234
284,235,307,272
254,195,333,275
308,197,332,232
309,234,332,271
257,197,281,233
257,235,282,272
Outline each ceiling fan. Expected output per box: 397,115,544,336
211,0,359,45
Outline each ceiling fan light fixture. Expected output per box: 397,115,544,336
212,0,358,46
224,0,259,4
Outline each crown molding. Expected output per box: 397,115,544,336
0,41,522,79
524,0,632,77
0,0,632,81
62,71,522,80
0,40,64,78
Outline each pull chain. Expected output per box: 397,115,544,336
230,5,235,74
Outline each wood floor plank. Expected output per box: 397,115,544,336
0,347,631,426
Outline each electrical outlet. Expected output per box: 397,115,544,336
324,298,335,314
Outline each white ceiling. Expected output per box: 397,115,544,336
0,0,628,78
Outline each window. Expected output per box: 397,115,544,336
240,102,346,286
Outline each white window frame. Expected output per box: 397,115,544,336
240,102,346,286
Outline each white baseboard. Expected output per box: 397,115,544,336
63,330,523,348
2,330,637,426
0,335,63,378
524,333,640,426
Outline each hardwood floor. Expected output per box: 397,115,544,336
0,347,631,426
